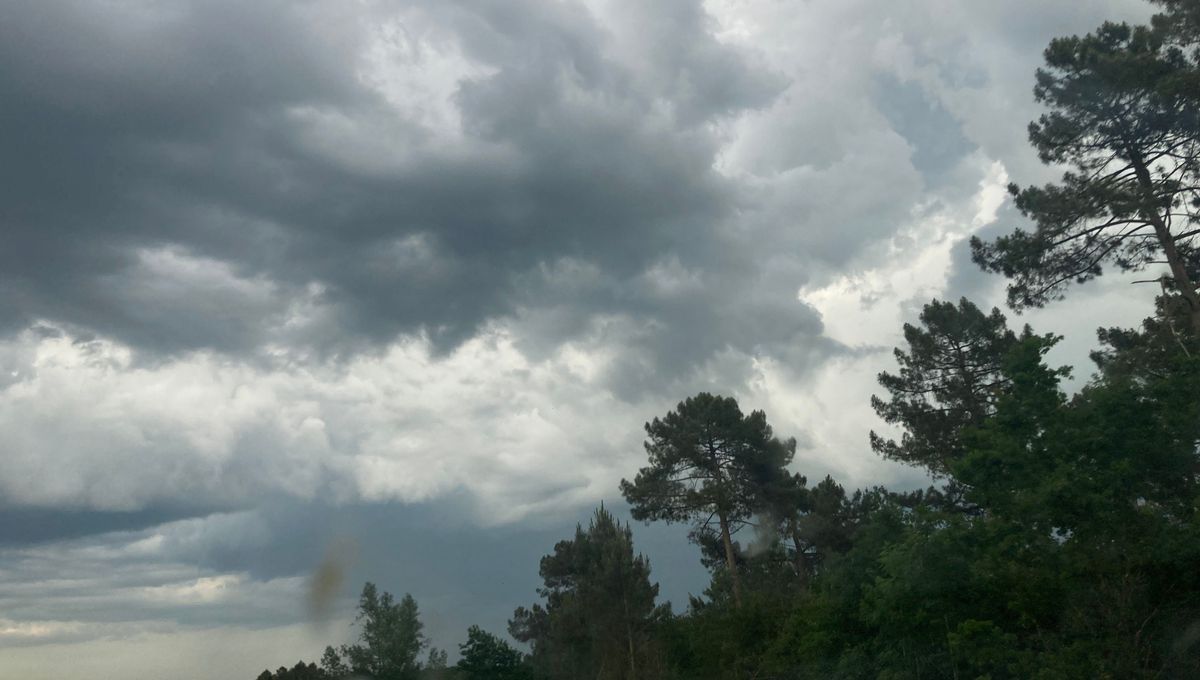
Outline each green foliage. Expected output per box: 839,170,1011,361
870,298,1057,479
661,591,798,680
256,662,332,680
620,393,797,605
790,475,855,567
421,648,452,680
970,16,1200,331
321,583,431,680
652,293,1200,680
510,505,669,680
1152,0,1200,51
455,626,531,680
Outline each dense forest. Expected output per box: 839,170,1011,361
256,2,1200,678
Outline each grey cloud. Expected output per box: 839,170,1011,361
0,497,708,658
0,0,1155,526
872,75,976,183
944,203,1022,304
0,505,215,547
0,0,793,378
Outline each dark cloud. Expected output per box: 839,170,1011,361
0,0,796,375
0,505,215,547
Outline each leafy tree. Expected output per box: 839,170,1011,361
662,589,799,680
970,19,1200,332
1092,288,1198,381
739,462,811,586
674,467,809,603
320,647,351,679
713,488,922,680
1152,0,1200,50
790,475,857,573
321,583,429,680
510,505,667,680
736,321,1199,679
957,327,1199,533
420,648,451,680
725,471,862,592
620,393,796,607
455,626,531,680
256,662,331,680
964,330,1200,676
870,298,1059,480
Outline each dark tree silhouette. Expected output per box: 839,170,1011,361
455,625,531,680
510,506,667,680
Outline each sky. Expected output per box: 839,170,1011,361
0,0,1169,677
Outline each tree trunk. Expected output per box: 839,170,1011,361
718,512,743,608
1130,150,1200,334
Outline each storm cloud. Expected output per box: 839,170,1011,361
0,0,790,360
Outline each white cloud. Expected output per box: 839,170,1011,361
0,323,654,521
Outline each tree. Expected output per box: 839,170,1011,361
1152,0,1200,50
321,583,429,680
970,20,1200,333
743,467,812,588
870,298,1060,480
455,626,531,680
957,330,1200,676
752,322,1200,679
509,505,667,680
620,393,796,607
420,648,451,680
790,475,857,573
256,662,331,680
1091,291,1196,382
320,647,351,679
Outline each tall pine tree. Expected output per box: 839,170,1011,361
510,506,667,680
620,393,796,607
971,20,1200,332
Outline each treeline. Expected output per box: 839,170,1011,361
256,1,1200,678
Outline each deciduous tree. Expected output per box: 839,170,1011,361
321,583,430,680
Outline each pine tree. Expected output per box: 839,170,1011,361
870,298,1061,480
455,625,531,680
510,506,667,680
971,20,1200,332
620,393,796,607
